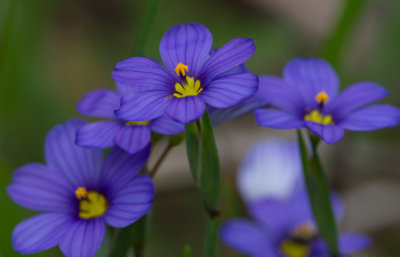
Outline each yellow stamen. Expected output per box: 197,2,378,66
75,187,88,200
281,240,310,257
291,223,315,240
304,110,333,125
125,121,150,126
174,62,189,77
79,191,107,219
315,91,329,104
173,76,203,98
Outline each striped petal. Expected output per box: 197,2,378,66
305,121,345,144
325,82,388,120
99,145,150,196
338,104,400,131
166,96,206,124
209,94,267,126
45,119,103,189
112,57,174,91
7,163,75,212
12,213,73,254
116,90,171,121
150,115,184,135
202,73,258,108
159,23,212,78
76,121,122,149
255,109,304,129
60,218,105,257
76,89,120,119
200,37,256,83
114,125,151,154
105,175,154,228
257,75,304,115
283,58,339,107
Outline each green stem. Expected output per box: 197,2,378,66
319,0,367,67
297,130,339,256
204,216,219,257
148,142,172,178
131,0,162,56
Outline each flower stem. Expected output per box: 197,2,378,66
204,216,220,257
149,142,172,178
297,130,339,257
319,0,367,67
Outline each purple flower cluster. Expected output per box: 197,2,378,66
7,22,400,257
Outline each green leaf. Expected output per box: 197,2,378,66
108,214,150,257
198,111,221,212
184,122,200,182
181,245,192,257
297,130,338,255
184,111,221,257
131,0,162,56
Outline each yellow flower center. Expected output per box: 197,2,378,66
75,187,107,219
174,62,189,77
315,91,329,104
125,121,150,126
304,110,333,125
281,240,310,257
280,224,315,257
174,76,203,98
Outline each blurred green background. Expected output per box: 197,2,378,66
1,0,400,256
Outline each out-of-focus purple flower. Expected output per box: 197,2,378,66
254,58,400,144
237,138,301,203
220,137,371,257
7,119,154,257
220,191,371,257
76,84,184,154
112,23,258,124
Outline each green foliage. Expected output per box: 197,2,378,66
297,130,339,255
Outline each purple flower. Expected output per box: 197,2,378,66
76,83,184,154
7,119,154,257
220,191,371,257
254,58,400,144
112,23,258,124
237,138,301,203
220,137,371,257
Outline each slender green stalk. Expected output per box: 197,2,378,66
184,112,221,257
319,0,367,67
297,130,339,256
204,216,219,257
131,0,162,56
148,143,172,178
